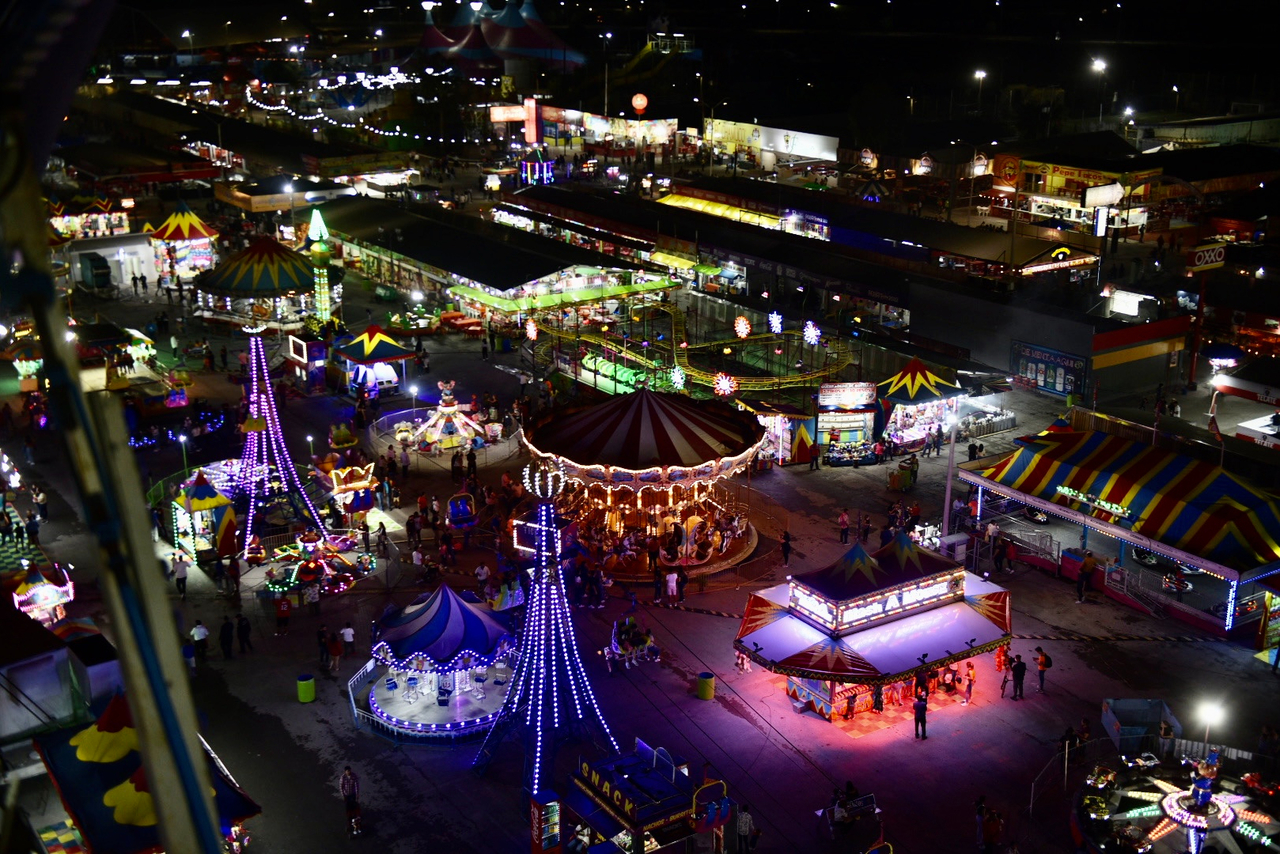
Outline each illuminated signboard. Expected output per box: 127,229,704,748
1056,485,1130,518
818,382,878,408
790,571,966,635
578,759,638,819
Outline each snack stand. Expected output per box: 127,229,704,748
876,357,967,454
735,533,1011,721
816,382,881,467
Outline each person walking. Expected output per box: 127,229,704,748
236,613,253,653
172,554,189,601
219,616,235,660
228,556,241,598
327,632,344,675
736,804,755,853
962,662,976,706
1076,550,1097,603
1034,647,1050,693
481,341,489,361
190,620,209,661
1010,654,1027,700
780,531,792,567
274,593,292,636
340,767,361,833
341,622,356,657
837,508,850,544
317,625,330,668
913,693,929,740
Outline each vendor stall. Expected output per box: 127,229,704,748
361,584,514,739
816,382,881,467
735,399,813,468
12,559,75,627
172,471,238,558
148,200,218,283
334,324,414,399
735,533,1011,721
876,357,967,454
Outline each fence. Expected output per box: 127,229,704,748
367,410,526,475
1027,736,1116,819
346,657,495,746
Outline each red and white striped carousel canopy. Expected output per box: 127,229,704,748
526,389,765,474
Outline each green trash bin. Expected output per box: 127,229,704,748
696,672,715,701
297,673,316,704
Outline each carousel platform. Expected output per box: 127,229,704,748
606,524,758,583
364,664,508,739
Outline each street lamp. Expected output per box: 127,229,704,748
178,434,189,476
306,434,314,458
1172,85,1180,114
1092,58,1107,124
283,181,296,240
409,384,419,417
974,70,986,111
181,29,193,58
600,31,613,115
1199,702,1224,759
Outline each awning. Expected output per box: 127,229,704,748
693,263,722,276
649,251,696,270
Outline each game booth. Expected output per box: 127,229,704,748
523,389,766,580
959,421,1280,636
148,200,218,283
171,471,239,559
335,324,414,400
34,694,259,854
734,399,813,468
735,533,1012,722
876,357,967,454
353,584,514,741
816,382,882,467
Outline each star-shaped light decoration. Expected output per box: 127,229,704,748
768,311,783,334
734,315,752,338
670,366,686,390
803,320,821,345
525,319,538,340
713,372,738,396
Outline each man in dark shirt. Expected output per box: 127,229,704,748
913,694,929,740
1010,655,1027,700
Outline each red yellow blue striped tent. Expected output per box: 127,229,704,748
199,237,314,296
980,430,1280,571
149,200,217,242
876,357,965,405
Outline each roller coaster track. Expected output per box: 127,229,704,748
530,302,854,391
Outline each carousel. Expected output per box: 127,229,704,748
523,389,766,579
361,584,515,739
877,357,967,454
12,558,75,627
194,238,316,332
735,533,1012,721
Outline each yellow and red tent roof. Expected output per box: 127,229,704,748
335,324,414,364
200,237,314,296
150,200,217,242
876,356,965,405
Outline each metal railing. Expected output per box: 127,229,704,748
1027,736,1116,819
346,657,494,746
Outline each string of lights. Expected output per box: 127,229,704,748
243,86,497,143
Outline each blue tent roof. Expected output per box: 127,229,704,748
373,584,512,670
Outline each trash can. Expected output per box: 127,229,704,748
696,672,716,701
297,674,316,703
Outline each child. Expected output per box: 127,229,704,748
735,648,753,674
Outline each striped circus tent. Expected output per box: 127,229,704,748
980,430,1280,570
48,222,72,247
876,356,965,405
335,325,414,364
149,200,217,242
176,471,230,513
199,237,314,297
526,389,765,482
372,584,512,672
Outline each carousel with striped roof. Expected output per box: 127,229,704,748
194,236,332,332
522,389,766,579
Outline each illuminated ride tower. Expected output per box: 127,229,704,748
307,208,333,323
473,461,619,797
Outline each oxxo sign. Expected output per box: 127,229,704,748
1187,243,1226,272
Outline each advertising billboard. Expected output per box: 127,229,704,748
1010,340,1087,397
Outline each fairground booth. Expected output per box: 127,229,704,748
876,357,967,453
34,694,259,854
959,413,1280,637
735,399,814,468
523,390,766,580
735,533,1011,721
148,200,218,284
816,381,881,467
352,584,514,741
1211,356,1280,450
171,471,239,560
334,324,414,400
194,237,316,332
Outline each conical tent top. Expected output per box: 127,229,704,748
309,207,330,243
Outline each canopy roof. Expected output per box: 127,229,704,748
150,200,217,242
176,471,231,513
978,430,1280,571
199,237,314,296
796,534,960,602
34,694,260,854
1211,356,1280,403
372,584,512,671
877,357,965,406
526,389,765,475
735,574,1010,685
335,325,414,364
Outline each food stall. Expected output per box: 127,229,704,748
816,382,881,466
735,533,1011,721
876,357,967,453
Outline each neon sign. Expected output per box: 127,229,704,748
1056,486,1130,518
790,571,965,634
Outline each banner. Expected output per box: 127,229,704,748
1010,340,1087,398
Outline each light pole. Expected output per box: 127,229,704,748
600,32,612,115
1092,58,1107,125
974,70,986,112
306,434,314,458
178,434,189,477
181,29,193,59
284,181,296,241
1199,702,1224,759
410,384,419,418
1172,85,1180,114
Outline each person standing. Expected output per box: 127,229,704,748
809,444,821,470
327,632,344,675
24,512,40,550
1000,666,1011,699
466,447,477,478
274,594,292,636
982,808,1004,854
305,581,321,616
481,341,489,361
651,564,664,605
131,274,140,295
974,796,987,850
1010,654,1027,700
190,621,209,661
236,613,253,653
962,662,976,706
913,693,929,740
665,568,678,604
341,622,356,657
228,556,241,598
172,554,189,601
400,446,411,479
837,509,850,544
318,625,330,668
780,531,792,567
1076,550,1097,603
219,616,235,660
735,804,755,853
1034,647,1050,693
34,488,48,521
